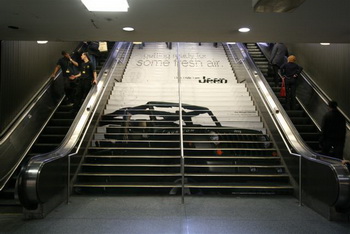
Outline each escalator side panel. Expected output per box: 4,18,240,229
0,77,64,190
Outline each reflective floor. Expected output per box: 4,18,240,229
1,196,350,234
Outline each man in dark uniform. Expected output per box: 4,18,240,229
51,51,80,104
72,52,97,112
319,101,346,160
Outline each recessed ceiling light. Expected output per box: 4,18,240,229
123,27,134,32
37,41,48,44
320,43,330,46
238,27,250,33
227,42,236,44
81,0,129,12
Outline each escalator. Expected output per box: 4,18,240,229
0,42,113,212
245,43,320,151
228,42,350,220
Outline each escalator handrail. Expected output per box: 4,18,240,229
233,42,350,208
257,43,350,128
299,71,350,129
18,42,129,205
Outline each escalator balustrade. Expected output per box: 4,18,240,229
0,43,113,211
245,43,320,151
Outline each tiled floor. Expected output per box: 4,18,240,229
1,195,350,234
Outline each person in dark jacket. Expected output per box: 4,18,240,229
319,101,346,160
269,43,289,87
51,51,80,104
72,52,97,112
280,55,303,110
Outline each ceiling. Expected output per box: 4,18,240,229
0,0,349,43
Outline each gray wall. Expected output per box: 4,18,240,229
285,43,350,119
0,41,78,135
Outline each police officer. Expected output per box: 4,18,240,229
72,52,97,112
51,51,80,104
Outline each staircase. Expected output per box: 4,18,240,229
245,43,320,151
74,42,293,195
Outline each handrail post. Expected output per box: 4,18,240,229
299,155,302,206
176,43,185,204
67,153,71,204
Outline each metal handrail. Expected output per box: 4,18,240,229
175,43,185,204
66,49,126,202
299,72,350,129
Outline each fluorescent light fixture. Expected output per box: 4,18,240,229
320,43,330,46
81,0,129,12
123,27,134,32
37,41,48,44
227,42,236,44
239,27,250,33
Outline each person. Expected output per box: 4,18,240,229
72,52,97,112
165,42,172,49
83,41,100,68
269,43,289,87
280,55,303,110
319,101,346,160
51,51,80,104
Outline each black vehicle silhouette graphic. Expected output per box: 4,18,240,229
98,101,271,158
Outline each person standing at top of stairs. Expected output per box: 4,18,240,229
269,43,289,87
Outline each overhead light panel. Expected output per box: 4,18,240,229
239,28,250,33
123,27,134,32
81,0,129,12
320,43,330,46
253,0,306,13
37,41,48,44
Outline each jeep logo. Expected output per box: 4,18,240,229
199,76,228,84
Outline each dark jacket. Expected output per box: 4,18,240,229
270,43,289,67
280,62,303,78
320,109,346,142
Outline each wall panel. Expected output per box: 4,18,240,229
286,43,350,118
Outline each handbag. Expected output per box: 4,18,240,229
280,78,286,97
